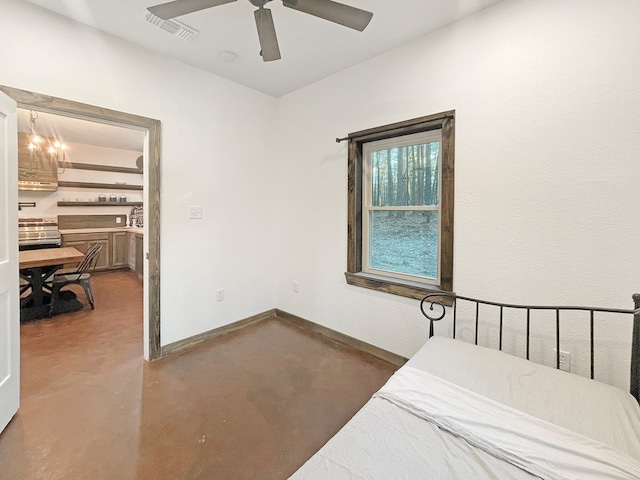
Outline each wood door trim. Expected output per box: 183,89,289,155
2,84,162,360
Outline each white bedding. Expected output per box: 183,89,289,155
289,337,640,480
289,396,539,479
408,337,640,458
376,367,640,479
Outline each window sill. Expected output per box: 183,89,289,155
344,272,454,306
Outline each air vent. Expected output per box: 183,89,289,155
142,10,199,41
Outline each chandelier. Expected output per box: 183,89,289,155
27,110,67,162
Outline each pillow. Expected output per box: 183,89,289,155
406,336,640,459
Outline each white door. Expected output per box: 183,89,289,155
0,90,19,434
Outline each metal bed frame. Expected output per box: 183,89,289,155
420,293,640,401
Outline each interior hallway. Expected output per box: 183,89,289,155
0,270,398,479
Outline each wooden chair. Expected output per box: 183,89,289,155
48,243,103,316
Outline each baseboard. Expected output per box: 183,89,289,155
161,309,277,357
160,308,408,367
275,309,408,367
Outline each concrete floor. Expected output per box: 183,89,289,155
0,270,397,479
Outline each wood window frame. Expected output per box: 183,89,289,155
345,110,455,302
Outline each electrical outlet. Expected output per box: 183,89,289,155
293,281,299,293
216,288,224,301
557,350,571,372
116,217,122,224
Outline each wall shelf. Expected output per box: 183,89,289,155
57,201,143,207
58,181,143,191
59,161,142,174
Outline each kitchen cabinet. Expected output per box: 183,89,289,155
127,232,136,270
111,232,129,268
126,231,144,278
61,233,110,270
61,229,143,274
134,234,144,278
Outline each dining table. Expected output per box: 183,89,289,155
19,246,85,321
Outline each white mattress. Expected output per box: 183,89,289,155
407,336,640,458
289,337,640,479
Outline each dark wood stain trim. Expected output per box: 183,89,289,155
60,161,142,174
58,202,143,207
147,121,161,360
161,308,406,368
440,116,455,292
346,140,361,273
632,294,640,402
0,85,159,129
347,111,455,143
58,181,143,191
345,272,455,306
1,84,162,360
345,110,455,299
161,309,277,357
275,309,407,367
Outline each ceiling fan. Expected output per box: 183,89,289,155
147,0,374,62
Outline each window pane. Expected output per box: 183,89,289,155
371,142,440,207
369,210,438,279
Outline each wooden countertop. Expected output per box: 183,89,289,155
19,247,85,269
59,227,144,235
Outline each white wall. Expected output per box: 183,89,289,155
4,0,640,390
274,0,640,390
1,0,278,345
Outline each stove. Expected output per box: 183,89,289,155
18,217,61,250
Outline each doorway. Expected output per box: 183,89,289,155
1,84,161,360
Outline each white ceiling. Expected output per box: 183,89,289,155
17,108,145,152
26,0,505,98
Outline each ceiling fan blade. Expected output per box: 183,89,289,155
282,0,372,32
148,0,236,20
254,8,281,62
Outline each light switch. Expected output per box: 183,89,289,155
188,205,203,219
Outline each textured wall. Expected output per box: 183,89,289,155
274,0,640,390
3,0,640,390
1,0,278,346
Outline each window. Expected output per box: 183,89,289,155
345,111,455,300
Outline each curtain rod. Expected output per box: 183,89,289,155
336,113,454,143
